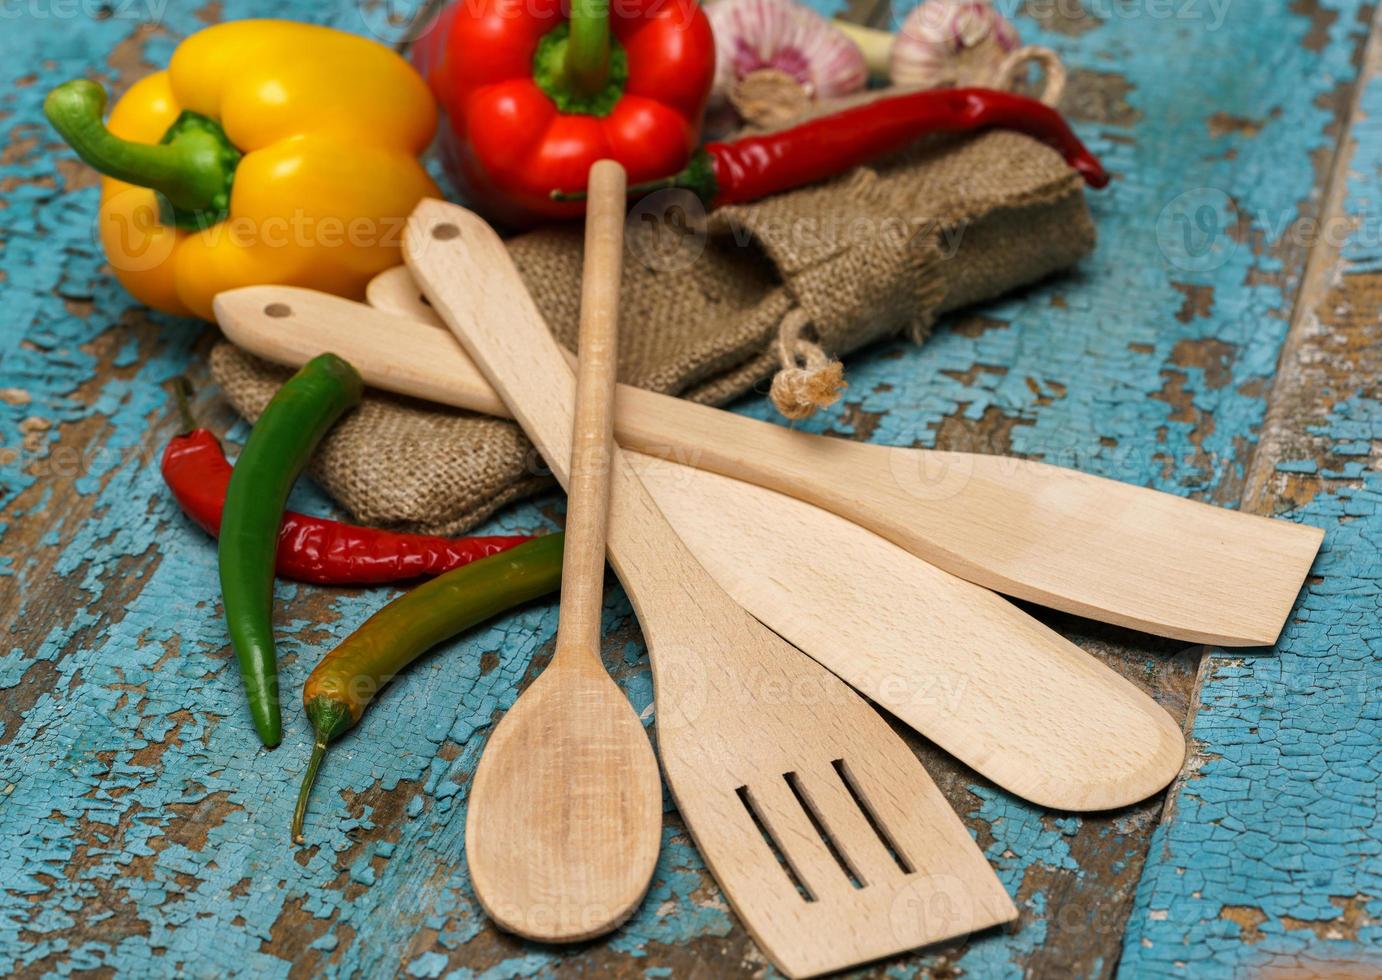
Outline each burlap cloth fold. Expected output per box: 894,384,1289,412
211,129,1096,534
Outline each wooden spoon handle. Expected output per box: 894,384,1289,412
558,161,626,658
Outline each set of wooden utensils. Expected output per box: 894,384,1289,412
214,162,1323,977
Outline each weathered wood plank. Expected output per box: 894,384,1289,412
0,1,1374,978
1122,7,1382,975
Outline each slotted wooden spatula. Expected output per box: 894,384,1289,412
464,164,662,943
404,196,1017,977
226,265,1320,646
216,284,1187,813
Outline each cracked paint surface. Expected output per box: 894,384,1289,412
1121,58,1382,978
0,0,1376,977
1124,398,1382,976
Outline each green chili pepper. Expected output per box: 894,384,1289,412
292,533,564,843
220,353,363,748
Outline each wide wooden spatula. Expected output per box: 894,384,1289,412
463,164,662,942
404,189,1017,977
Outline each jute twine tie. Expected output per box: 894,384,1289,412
769,309,848,419
733,48,1067,418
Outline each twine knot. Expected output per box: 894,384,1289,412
769,310,847,420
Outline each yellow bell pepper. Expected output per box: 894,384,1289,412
44,20,439,320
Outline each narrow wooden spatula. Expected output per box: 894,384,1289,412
404,195,1017,978
463,163,662,943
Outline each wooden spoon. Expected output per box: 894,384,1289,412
403,195,1017,979
463,163,661,942
216,284,1188,812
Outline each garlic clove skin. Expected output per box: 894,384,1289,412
889,0,1021,90
707,0,869,117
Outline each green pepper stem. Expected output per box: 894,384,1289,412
44,79,238,222
565,0,611,96
291,733,329,846
172,377,197,435
292,696,354,845
553,149,717,205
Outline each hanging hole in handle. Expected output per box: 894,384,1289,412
264,303,292,318
432,223,460,241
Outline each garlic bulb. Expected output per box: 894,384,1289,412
707,0,868,119
889,0,1020,90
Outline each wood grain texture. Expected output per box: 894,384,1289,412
218,282,1187,813
554,161,626,660
463,162,661,944
404,198,1017,977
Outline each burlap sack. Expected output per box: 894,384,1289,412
211,129,1095,534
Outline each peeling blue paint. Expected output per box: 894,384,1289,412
1121,61,1382,978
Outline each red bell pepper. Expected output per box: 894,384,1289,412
413,0,715,227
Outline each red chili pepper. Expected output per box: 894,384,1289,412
413,0,715,226
578,87,1109,208
162,385,531,586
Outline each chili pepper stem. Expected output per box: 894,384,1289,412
44,79,240,226
291,733,329,846
172,377,198,435
564,0,611,96
553,149,720,206
292,696,354,845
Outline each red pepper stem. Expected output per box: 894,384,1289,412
172,377,198,435
564,0,611,96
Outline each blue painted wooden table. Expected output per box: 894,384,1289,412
2,0,1380,976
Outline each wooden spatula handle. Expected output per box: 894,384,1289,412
558,161,627,659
